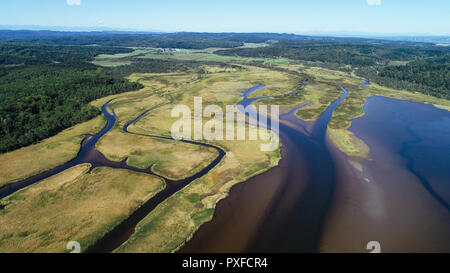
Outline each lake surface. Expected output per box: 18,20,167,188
350,96,450,209
320,95,450,252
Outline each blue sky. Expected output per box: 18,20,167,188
0,0,449,35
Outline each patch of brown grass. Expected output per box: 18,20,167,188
0,165,165,253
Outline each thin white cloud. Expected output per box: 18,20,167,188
366,0,381,6
67,0,81,6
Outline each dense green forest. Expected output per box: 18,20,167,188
217,44,378,66
356,55,450,99
0,43,133,65
0,31,425,49
215,42,448,66
0,31,243,49
0,45,143,153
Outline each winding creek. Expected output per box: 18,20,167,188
0,99,226,253
0,102,158,200
86,105,226,253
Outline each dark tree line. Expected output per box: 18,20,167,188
1,30,434,48
215,44,381,66
356,55,450,99
215,42,449,66
0,31,243,49
0,42,133,65
0,47,143,153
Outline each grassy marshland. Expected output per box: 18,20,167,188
0,165,164,253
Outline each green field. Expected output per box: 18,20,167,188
93,47,290,66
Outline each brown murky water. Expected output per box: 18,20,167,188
180,87,349,252
182,90,450,253
321,96,450,253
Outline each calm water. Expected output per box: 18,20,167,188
350,96,450,209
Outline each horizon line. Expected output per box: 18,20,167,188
0,24,449,37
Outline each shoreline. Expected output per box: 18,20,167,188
173,150,283,253
327,94,450,160
321,106,450,253
179,130,307,253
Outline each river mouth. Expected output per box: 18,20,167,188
180,87,349,253
181,90,450,253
